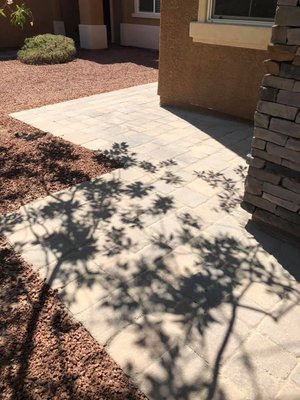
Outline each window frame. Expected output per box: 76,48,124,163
189,0,273,50
132,0,161,19
207,0,274,27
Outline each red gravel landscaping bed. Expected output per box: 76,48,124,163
0,129,117,214
0,236,146,400
0,45,158,134
0,46,157,399
0,45,158,212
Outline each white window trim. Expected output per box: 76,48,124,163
132,0,160,19
190,0,272,50
207,0,274,26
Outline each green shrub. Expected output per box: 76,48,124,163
18,34,76,65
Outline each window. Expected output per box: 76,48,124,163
138,0,160,14
211,0,277,22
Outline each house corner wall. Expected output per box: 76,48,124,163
242,0,300,241
158,0,267,120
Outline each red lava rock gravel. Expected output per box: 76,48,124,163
0,45,158,134
0,129,117,214
0,45,158,213
0,236,146,400
0,46,157,399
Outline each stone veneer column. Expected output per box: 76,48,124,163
52,0,66,36
79,0,107,49
242,0,300,241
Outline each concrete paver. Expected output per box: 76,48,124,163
4,82,300,400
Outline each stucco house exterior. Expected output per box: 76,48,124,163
0,0,160,50
158,0,277,120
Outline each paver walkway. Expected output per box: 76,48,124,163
3,83,300,399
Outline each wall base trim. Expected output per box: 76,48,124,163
79,24,107,50
120,23,159,50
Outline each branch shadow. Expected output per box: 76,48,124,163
1,141,299,400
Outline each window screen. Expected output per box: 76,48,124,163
139,0,160,13
212,0,277,21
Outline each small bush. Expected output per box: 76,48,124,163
18,34,76,65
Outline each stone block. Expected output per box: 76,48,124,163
257,100,298,121
287,28,300,45
252,137,266,150
246,154,265,168
268,44,297,62
277,0,299,4
249,166,281,185
276,205,300,225
271,25,288,44
286,137,300,151
252,147,282,165
260,86,278,102
265,160,300,180
254,127,288,146
270,118,300,139
293,55,300,66
280,63,300,80
254,111,270,128
263,182,300,205
263,192,299,212
245,176,263,195
296,111,300,123
282,158,300,172
275,6,300,27
294,81,300,92
277,89,300,107
254,208,300,239
244,192,277,213
282,177,300,193
262,74,294,91
267,142,300,164
241,200,255,213
264,59,280,75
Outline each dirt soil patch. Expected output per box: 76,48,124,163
0,236,146,400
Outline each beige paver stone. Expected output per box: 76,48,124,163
291,362,300,389
276,381,300,400
258,304,300,356
223,333,297,399
136,345,210,400
172,187,208,208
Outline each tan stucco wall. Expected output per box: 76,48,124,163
0,0,55,48
79,0,103,25
121,0,160,26
158,0,268,121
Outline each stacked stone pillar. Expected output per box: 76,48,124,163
243,0,300,241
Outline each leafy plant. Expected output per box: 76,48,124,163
18,34,77,65
0,1,33,28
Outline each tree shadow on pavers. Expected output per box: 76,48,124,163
161,105,253,158
1,142,300,400
246,219,300,283
90,231,300,400
194,166,247,214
